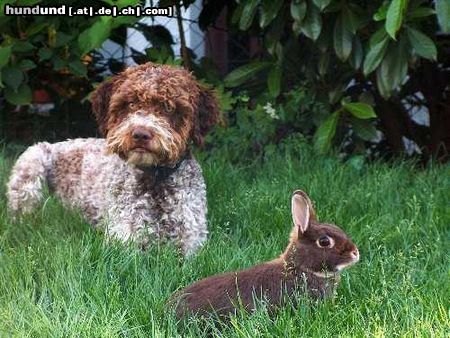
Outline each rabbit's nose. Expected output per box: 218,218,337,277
350,248,360,261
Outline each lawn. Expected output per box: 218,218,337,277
0,143,448,337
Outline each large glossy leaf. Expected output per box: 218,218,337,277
406,27,437,61
436,0,450,33
376,35,409,98
25,23,47,36
239,0,259,31
351,118,378,141
12,41,35,53
17,0,40,4
343,102,376,119
334,15,353,61
2,67,23,91
18,59,36,71
291,1,307,22
260,0,283,28
4,83,32,105
135,24,174,47
363,30,389,75
0,46,12,69
232,3,244,25
349,36,363,70
314,110,340,154
385,0,408,39
343,5,361,33
407,6,435,19
301,2,322,41
313,0,331,11
78,18,112,55
224,61,272,87
68,60,87,77
318,52,330,76
373,2,389,21
267,66,282,97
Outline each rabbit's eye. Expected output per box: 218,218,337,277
317,235,335,248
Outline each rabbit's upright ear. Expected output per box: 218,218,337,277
291,190,316,234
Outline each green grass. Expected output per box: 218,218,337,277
0,144,449,337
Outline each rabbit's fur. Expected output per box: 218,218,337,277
172,190,359,318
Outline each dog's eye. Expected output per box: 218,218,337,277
129,103,136,109
316,235,334,248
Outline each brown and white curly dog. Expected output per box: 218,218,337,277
6,62,220,256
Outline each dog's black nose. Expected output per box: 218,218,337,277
132,128,153,141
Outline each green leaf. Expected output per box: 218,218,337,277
301,3,322,41
406,27,437,61
436,0,450,33
318,52,330,76
54,32,73,48
25,23,48,36
260,0,283,28
78,19,112,55
0,46,12,69
224,61,272,87
376,35,409,98
68,60,87,77
267,66,282,97
342,5,361,34
351,118,378,141
349,36,363,70
266,15,285,52
373,2,389,21
328,82,347,104
4,83,32,105
232,3,244,25
376,66,391,99
12,41,35,53
18,59,36,70
313,0,331,11
314,110,340,154
52,57,66,70
38,47,52,61
407,7,435,19
343,102,376,119
363,31,390,75
334,15,353,61
239,0,259,31
2,67,23,91
291,1,307,22
385,0,408,39
111,15,139,29
18,0,40,5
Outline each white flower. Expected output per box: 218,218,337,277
263,102,279,120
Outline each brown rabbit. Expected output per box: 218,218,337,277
171,190,360,318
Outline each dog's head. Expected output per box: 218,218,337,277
91,63,221,167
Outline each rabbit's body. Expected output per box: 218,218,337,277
174,256,339,318
172,191,359,318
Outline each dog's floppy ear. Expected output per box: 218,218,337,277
90,79,116,136
192,85,221,146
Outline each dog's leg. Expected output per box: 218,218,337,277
6,142,53,217
176,181,208,257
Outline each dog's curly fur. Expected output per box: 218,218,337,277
6,63,220,255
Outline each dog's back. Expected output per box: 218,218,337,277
7,138,111,219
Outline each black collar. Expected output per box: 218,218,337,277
136,154,188,185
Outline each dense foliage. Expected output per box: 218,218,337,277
1,0,449,161
209,0,450,161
